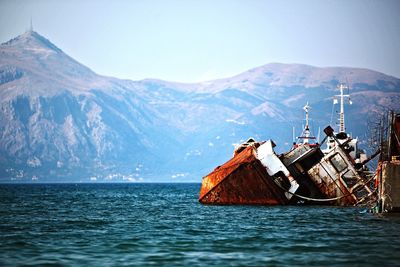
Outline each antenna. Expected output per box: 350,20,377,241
30,17,33,32
346,77,353,104
335,83,350,133
297,102,316,145
292,126,296,143
303,102,311,130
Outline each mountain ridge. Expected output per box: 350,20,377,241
1,31,399,182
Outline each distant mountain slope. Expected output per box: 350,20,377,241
1,31,399,182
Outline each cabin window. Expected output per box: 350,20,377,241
354,187,370,199
330,153,348,173
341,169,358,188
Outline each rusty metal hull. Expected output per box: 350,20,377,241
307,162,357,206
305,147,373,206
199,145,287,205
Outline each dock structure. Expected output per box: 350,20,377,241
377,111,400,212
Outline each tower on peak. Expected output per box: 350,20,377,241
29,17,33,32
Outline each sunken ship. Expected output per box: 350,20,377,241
199,84,395,208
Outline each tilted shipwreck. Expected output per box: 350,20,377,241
199,84,387,207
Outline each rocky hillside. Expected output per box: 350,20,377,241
1,31,399,182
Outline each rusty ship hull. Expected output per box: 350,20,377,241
199,144,287,205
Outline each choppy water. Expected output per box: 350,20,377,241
1,183,400,266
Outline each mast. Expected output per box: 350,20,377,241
324,82,355,154
303,102,311,144
339,84,345,133
292,126,296,143
296,102,316,145
335,83,350,133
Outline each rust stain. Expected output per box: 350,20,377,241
199,145,287,205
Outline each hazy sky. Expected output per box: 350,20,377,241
1,0,399,82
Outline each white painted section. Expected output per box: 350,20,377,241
257,140,299,199
258,140,289,176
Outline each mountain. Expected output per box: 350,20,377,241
1,31,399,182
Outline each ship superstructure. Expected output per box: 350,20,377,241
293,102,318,148
323,84,365,162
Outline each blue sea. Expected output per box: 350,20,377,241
1,183,400,266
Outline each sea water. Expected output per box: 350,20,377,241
1,183,400,266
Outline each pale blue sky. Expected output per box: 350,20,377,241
1,0,399,82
